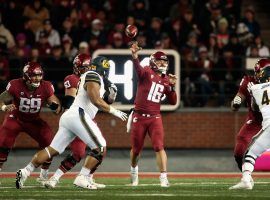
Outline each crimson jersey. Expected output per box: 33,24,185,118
133,59,177,114
64,74,80,89
238,75,262,122
6,78,54,122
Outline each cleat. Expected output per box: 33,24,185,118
15,169,29,189
229,179,253,190
36,177,48,185
44,177,59,189
89,178,106,188
73,174,97,190
160,176,170,187
130,171,139,186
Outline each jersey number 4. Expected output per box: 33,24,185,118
261,90,270,105
147,82,164,103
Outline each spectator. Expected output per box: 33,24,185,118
78,1,96,29
216,18,230,49
88,36,103,54
242,7,260,37
146,17,163,47
181,31,199,61
246,44,259,58
29,47,41,63
136,31,149,49
37,31,52,57
160,33,177,50
21,17,36,47
50,0,72,29
236,22,253,47
169,0,191,20
207,33,219,63
14,33,31,58
0,15,15,52
129,0,150,30
36,19,61,47
246,36,270,57
23,0,50,33
195,46,214,106
0,53,9,91
110,32,127,49
78,41,89,55
62,36,77,62
60,17,80,47
224,33,245,56
83,19,107,46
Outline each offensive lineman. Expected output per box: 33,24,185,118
0,62,61,184
15,56,127,189
230,60,270,190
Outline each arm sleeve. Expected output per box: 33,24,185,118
133,58,146,78
46,82,55,97
238,76,248,97
166,87,177,105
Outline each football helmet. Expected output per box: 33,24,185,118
90,56,110,78
149,51,169,74
23,62,43,88
73,53,91,75
254,58,270,82
258,66,270,83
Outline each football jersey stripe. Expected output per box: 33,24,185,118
78,108,102,147
85,72,101,85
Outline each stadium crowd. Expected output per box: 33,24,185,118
0,0,269,107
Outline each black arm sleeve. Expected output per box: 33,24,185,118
62,95,75,109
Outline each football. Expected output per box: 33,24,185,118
125,25,138,38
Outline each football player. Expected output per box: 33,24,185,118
128,42,177,187
0,62,61,184
230,59,270,190
230,59,270,170
15,56,127,189
43,54,117,188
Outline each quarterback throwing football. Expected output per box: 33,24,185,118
128,41,177,187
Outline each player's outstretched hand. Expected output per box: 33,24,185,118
2,104,16,112
109,106,128,121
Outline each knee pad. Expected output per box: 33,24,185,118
0,147,11,164
89,147,106,163
60,154,80,172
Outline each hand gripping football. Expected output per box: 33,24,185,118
125,25,138,38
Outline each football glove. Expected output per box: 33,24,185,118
231,95,242,111
108,83,117,102
109,106,128,121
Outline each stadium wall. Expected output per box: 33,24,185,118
0,109,246,149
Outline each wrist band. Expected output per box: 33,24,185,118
1,105,7,111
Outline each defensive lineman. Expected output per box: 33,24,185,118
15,56,127,189
230,63,270,190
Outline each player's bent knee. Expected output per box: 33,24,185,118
153,146,164,152
89,147,106,163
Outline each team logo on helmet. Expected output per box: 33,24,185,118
150,51,169,74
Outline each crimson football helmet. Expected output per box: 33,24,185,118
73,53,91,75
254,58,270,82
149,51,169,74
23,62,43,88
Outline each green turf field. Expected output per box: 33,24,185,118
1,177,270,200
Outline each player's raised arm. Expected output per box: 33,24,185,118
129,41,146,77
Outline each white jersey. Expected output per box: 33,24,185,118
71,71,105,119
251,82,270,129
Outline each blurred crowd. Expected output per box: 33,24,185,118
0,0,269,107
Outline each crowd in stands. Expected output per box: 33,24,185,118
0,0,269,107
